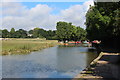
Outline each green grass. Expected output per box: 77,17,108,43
1,38,58,55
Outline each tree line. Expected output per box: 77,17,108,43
0,21,86,41
0,28,57,40
85,1,120,49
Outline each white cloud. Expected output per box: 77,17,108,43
1,0,94,30
83,0,94,11
60,5,86,28
60,0,94,29
2,0,92,2
2,2,28,16
2,0,17,2
2,3,59,30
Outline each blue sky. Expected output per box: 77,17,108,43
22,2,83,14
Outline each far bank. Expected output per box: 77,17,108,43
1,38,58,55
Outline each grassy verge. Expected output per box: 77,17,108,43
1,38,58,55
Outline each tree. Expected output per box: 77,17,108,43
85,1,120,49
15,29,27,38
45,30,57,40
32,28,44,38
0,29,2,38
10,28,16,38
86,2,120,41
28,30,33,34
113,8,120,37
56,21,87,42
56,21,76,42
2,29,10,38
1,28,57,40
28,28,57,39
37,28,46,38
75,27,86,41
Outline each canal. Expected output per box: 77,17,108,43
2,46,97,78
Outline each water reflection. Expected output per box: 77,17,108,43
86,48,98,65
2,46,97,78
56,47,86,72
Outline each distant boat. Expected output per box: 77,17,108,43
82,41,92,47
68,41,81,44
82,41,89,44
64,43,68,45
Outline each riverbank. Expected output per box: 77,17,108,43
1,38,58,55
74,52,120,80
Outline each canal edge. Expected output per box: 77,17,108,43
73,52,120,80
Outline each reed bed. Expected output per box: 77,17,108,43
1,39,58,55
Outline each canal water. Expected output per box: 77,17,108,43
2,46,97,78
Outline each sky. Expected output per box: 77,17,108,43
1,0,94,30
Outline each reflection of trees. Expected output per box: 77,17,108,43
56,47,86,72
86,49,98,65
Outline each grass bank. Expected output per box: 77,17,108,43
1,38,58,55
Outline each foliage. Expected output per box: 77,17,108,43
10,28,16,38
56,22,75,41
2,29,10,38
74,27,87,41
2,21,86,41
56,21,86,42
44,30,57,40
15,29,28,38
28,30,33,34
28,28,57,39
1,28,57,40
32,28,44,38
86,2,120,41
0,29,2,38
